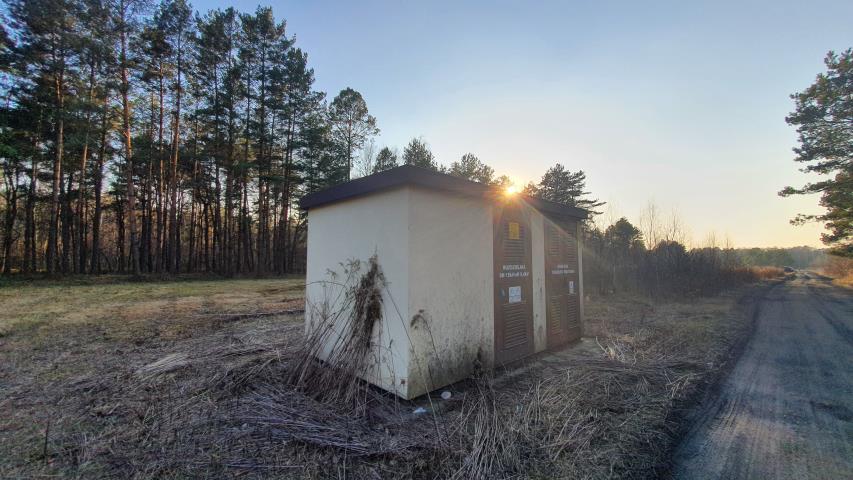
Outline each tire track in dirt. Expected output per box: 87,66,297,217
671,274,853,479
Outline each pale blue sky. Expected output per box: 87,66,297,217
197,0,852,248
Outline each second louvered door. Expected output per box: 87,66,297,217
545,219,582,348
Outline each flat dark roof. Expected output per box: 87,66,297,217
299,164,588,219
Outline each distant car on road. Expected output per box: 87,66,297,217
783,266,795,273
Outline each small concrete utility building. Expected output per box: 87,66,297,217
300,165,586,399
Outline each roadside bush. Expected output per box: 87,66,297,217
583,226,782,298
818,255,853,286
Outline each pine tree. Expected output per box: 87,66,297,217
155,0,194,273
137,4,172,272
8,0,81,273
194,7,236,272
71,0,113,273
302,108,346,192
272,46,322,273
372,146,398,173
402,137,437,170
781,49,853,257
0,98,31,274
530,163,604,214
328,87,378,179
113,0,145,275
449,152,494,183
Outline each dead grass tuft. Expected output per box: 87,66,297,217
749,266,785,279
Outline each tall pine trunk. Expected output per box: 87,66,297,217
1,167,20,275
167,71,182,273
156,72,165,272
23,109,42,273
141,92,156,272
116,199,125,272
60,169,72,273
212,71,222,273
47,62,65,275
280,115,296,273
119,11,140,276
90,96,109,274
76,61,97,273
239,62,252,274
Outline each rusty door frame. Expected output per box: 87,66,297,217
493,200,535,365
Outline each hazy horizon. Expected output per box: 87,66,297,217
194,0,853,249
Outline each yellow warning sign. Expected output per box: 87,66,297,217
508,222,520,240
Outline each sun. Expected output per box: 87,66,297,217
504,184,520,196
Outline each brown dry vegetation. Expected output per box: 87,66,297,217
818,255,853,288
747,265,785,280
0,276,766,478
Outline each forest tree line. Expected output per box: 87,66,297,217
0,0,621,277
580,215,821,297
0,0,353,275
0,0,509,276
0,0,601,277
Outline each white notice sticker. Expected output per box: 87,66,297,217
508,286,522,303
569,281,575,295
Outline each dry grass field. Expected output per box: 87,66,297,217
0,276,305,477
0,275,305,339
0,275,769,478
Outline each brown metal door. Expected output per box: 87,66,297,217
545,219,582,348
494,201,534,364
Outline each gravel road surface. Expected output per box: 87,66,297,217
672,273,853,479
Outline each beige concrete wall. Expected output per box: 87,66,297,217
405,187,494,398
304,187,411,397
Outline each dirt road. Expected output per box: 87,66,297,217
672,274,853,479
